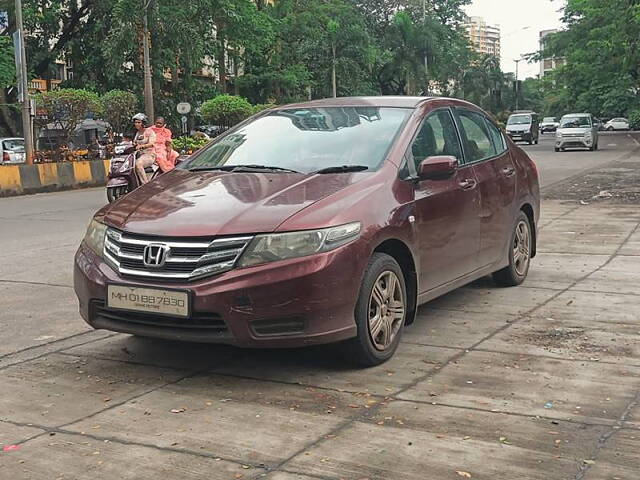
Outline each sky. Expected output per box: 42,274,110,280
464,0,566,79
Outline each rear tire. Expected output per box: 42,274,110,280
341,253,407,367
493,211,532,287
554,147,560,152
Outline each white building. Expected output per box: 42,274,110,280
539,29,565,77
464,16,501,57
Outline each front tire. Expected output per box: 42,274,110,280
107,185,129,203
493,211,532,287
342,253,407,367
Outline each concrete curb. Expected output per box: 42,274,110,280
0,160,110,197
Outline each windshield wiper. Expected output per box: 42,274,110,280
312,165,370,174
189,164,300,173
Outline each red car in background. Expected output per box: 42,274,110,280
74,96,539,366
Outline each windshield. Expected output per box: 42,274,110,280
560,116,591,128
2,139,24,151
543,117,556,123
181,107,411,174
507,115,531,125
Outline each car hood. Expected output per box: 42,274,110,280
558,127,590,135
98,169,367,236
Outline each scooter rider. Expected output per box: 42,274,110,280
132,113,157,184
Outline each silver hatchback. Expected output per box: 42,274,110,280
555,114,599,152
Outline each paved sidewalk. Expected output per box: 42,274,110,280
1,199,639,480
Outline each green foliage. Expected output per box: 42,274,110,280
252,103,277,115
629,110,640,131
36,89,103,145
200,95,253,127
0,36,15,89
100,90,139,134
540,0,640,117
172,135,209,153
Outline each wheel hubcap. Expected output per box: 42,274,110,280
513,220,531,277
368,271,405,351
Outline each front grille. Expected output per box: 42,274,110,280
91,300,228,333
104,228,253,281
561,133,587,138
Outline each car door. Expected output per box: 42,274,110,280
454,108,516,268
408,108,481,292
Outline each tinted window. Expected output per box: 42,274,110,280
182,107,411,174
484,119,507,154
410,110,462,170
457,110,497,162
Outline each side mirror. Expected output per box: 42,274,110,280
417,155,458,181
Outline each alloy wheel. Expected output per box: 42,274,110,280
368,271,405,351
513,220,531,277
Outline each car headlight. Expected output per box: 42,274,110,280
238,222,361,268
83,219,107,257
556,132,562,138
584,131,593,138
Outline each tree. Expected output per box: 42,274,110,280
540,0,640,117
200,94,253,127
100,90,139,134
36,89,103,147
0,35,18,136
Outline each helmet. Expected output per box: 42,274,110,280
132,113,148,124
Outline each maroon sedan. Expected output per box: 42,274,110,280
74,96,539,366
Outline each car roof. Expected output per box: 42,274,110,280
274,96,434,110
562,113,591,117
0,137,24,141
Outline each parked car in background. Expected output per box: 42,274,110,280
74,96,540,366
604,118,630,131
540,117,559,134
506,111,539,145
555,113,599,152
0,137,26,165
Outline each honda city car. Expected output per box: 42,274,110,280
74,96,540,366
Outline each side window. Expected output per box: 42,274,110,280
456,109,497,162
409,110,462,170
484,118,507,154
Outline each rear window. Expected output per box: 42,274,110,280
2,139,24,151
543,117,556,122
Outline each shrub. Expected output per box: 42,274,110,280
200,95,253,128
629,110,640,130
35,89,102,147
172,135,210,154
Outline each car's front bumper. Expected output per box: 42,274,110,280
556,136,594,149
74,241,365,347
507,131,533,142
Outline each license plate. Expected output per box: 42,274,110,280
107,285,190,317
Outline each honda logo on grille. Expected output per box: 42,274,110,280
143,243,170,267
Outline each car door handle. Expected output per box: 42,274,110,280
459,178,477,190
501,166,516,177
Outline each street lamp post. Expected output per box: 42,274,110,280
14,0,34,164
514,58,521,110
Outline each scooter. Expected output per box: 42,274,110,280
106,148,188,203
106,148,159,203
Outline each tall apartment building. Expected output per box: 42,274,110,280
464,16,501,57
539,29,565,76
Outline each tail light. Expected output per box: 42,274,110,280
2,152,9,162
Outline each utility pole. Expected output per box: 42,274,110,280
15,0,34,164
514,58,521,110
142,0,154,120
